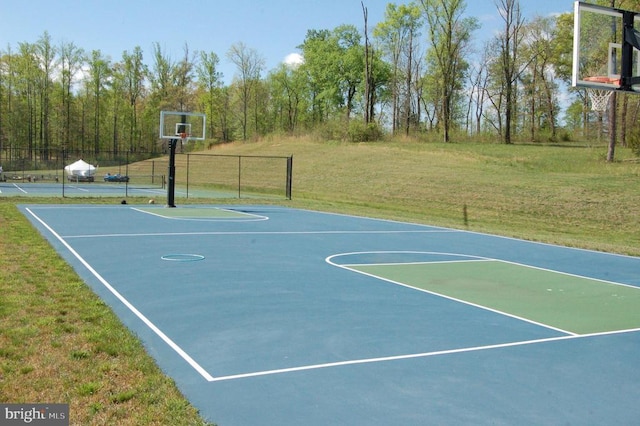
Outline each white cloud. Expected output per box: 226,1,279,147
284,52,304,67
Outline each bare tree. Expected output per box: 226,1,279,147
467,49,489,135
86,50,111,154
362,1,375,124
495,0,525,144
421,0,478,142
121,46,147,151
520,16,559,142
174,43,195,112
150,42,174,108
35,32,56,157
227,42,264,140
196,51,223,140
60,41,85,151
374,3,423,135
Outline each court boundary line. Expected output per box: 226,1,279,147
61,229,456,239
9,183,28,194
207,327,640,382
24,207,215,382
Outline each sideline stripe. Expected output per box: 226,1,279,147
343,259,494,267
208,328,640,382
13,183,28,194
62,229,455,239
25,207,215,382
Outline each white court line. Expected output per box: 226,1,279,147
497,257,640,291
130,206,269,222
62,229,456,239
208,327,640,382
25,207,215,382
12,183,28,194
343,259,494,268
64,184,90,192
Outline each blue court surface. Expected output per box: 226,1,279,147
0,181,270,199
0,181,168,197
20,204,640,425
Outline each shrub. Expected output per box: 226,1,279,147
347,121,383,142
628,127,640,157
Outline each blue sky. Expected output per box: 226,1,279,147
0,0,575,83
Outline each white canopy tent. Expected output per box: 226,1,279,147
64,159,96,181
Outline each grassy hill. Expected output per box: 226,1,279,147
203,137,640,256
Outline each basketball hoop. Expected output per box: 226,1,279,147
587,88,614,112
584,77,619,113
159,110,206,208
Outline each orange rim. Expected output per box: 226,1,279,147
583,76,620,85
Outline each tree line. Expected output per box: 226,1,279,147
1,0,639,164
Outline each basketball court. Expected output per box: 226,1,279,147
8,4,640,423
20,204,640,425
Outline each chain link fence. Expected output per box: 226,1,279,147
0,148,292,200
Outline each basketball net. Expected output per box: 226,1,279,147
179,132,189,145
587,88,613,113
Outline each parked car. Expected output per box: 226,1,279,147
104,173,129,182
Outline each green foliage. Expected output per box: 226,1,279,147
423,0,478,142
70,349,91,360
77,382,102,396
347,120,384,142
111,390,137,404
0,6,629,160
314,119,349,141
628,126,640,157
298,25,365,122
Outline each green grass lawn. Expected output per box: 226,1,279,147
1,137,639,424
0,201,213,425
210,137,640,255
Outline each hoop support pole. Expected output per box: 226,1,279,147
167,138,177,208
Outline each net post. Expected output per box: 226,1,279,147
125,152,129,198
621,11,636,91
186,153,190,199
167,138,177,208
166,114,188,208
286,155,293,200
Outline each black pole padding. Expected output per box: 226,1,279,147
167,139,177,207
286,155,293,200
621,11,638,91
